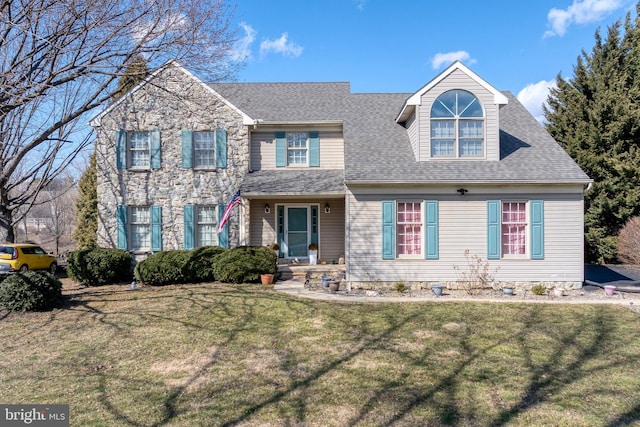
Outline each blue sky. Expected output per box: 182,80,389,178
229,0,637,122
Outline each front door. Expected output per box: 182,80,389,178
286,207,308,258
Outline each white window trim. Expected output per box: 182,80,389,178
396,200,423,259
286,132,309,167
501,200,529,259
128,131,151,169
129,206,151,252
196,205,218,247
193,131,216,170
429,90,486,159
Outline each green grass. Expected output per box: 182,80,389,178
2,282,640,426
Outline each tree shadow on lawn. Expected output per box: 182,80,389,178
55,285,638,426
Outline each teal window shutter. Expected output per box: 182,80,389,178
424,200,439,259
116,130,127,169
218,205,229,248
151,205,162,252
116,205,127,250
184,204,194,250
216,129,227,168
181,130,193,168
382,201,395,260
277,205,285,251
487,200,501,259
309,131,319,167
150,130,161,169
530,200,544,259
275,132,286,167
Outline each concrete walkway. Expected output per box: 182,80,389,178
273,279,640,306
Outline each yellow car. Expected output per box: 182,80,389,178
0,244,57,274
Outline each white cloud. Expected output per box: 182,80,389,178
517,80,557,124
260,33,303,57
354,0,367,11
230,22,256,62
545,0,624,37
431,51,476,69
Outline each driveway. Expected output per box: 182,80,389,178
584,264,640,291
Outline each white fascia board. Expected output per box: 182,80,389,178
395,61,508,123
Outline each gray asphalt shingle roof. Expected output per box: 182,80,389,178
212,81,589,195
240,169,345,196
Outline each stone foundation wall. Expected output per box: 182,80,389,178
347,280,584,292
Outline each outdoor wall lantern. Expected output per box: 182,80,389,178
324,203,331,214
264,203,271,214
457,188,468,196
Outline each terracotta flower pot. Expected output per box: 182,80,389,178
260,273,274,285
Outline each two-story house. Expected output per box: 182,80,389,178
92,60,591,290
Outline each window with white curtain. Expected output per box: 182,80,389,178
130,206,150,250
197,206,217,246
129,132,150,167
193,131,215,168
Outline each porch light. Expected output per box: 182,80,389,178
324,203,331,214
264,203,271,214
457,188,468,196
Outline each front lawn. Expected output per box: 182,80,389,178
2,282,640,426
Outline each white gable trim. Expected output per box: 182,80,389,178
396,61,508,123
90,60,254,127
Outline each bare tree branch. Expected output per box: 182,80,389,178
0,0,239,241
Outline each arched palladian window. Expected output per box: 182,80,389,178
430,89,484,158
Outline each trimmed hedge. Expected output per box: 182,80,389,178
184,246,227,282
67,247,132,286
134,246,228,286
213,246,276,284
134,250,191,286
0,271,62,312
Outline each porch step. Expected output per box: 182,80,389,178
277,263,346,282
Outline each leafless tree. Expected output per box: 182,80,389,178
0,0,239,241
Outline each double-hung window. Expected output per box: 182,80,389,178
193,131,215,168
196,206,217,246
488,200,543,260
501,202,527,256
130,206,151,251
129,131,150,168
397,202,422,256
431,89,484,158
287,132,308,165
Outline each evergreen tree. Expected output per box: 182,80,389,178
72,152,97,249
114,56,149,100
545,3,640,262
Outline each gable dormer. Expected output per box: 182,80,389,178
396,61,508,161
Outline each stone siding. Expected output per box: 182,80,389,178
95,63,249,253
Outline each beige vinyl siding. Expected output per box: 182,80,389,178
418,68,500,161
250,129,344,171
405,112,419,160
248,198,345,262
346,188,584,284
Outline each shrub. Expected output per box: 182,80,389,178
134,250,191,286
453,250,500,295
531,284,547,295
618,216,640,264
394,280,408,293
67,247,132,286
214,246,276,284
0,271,62,312
183,246,227,282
